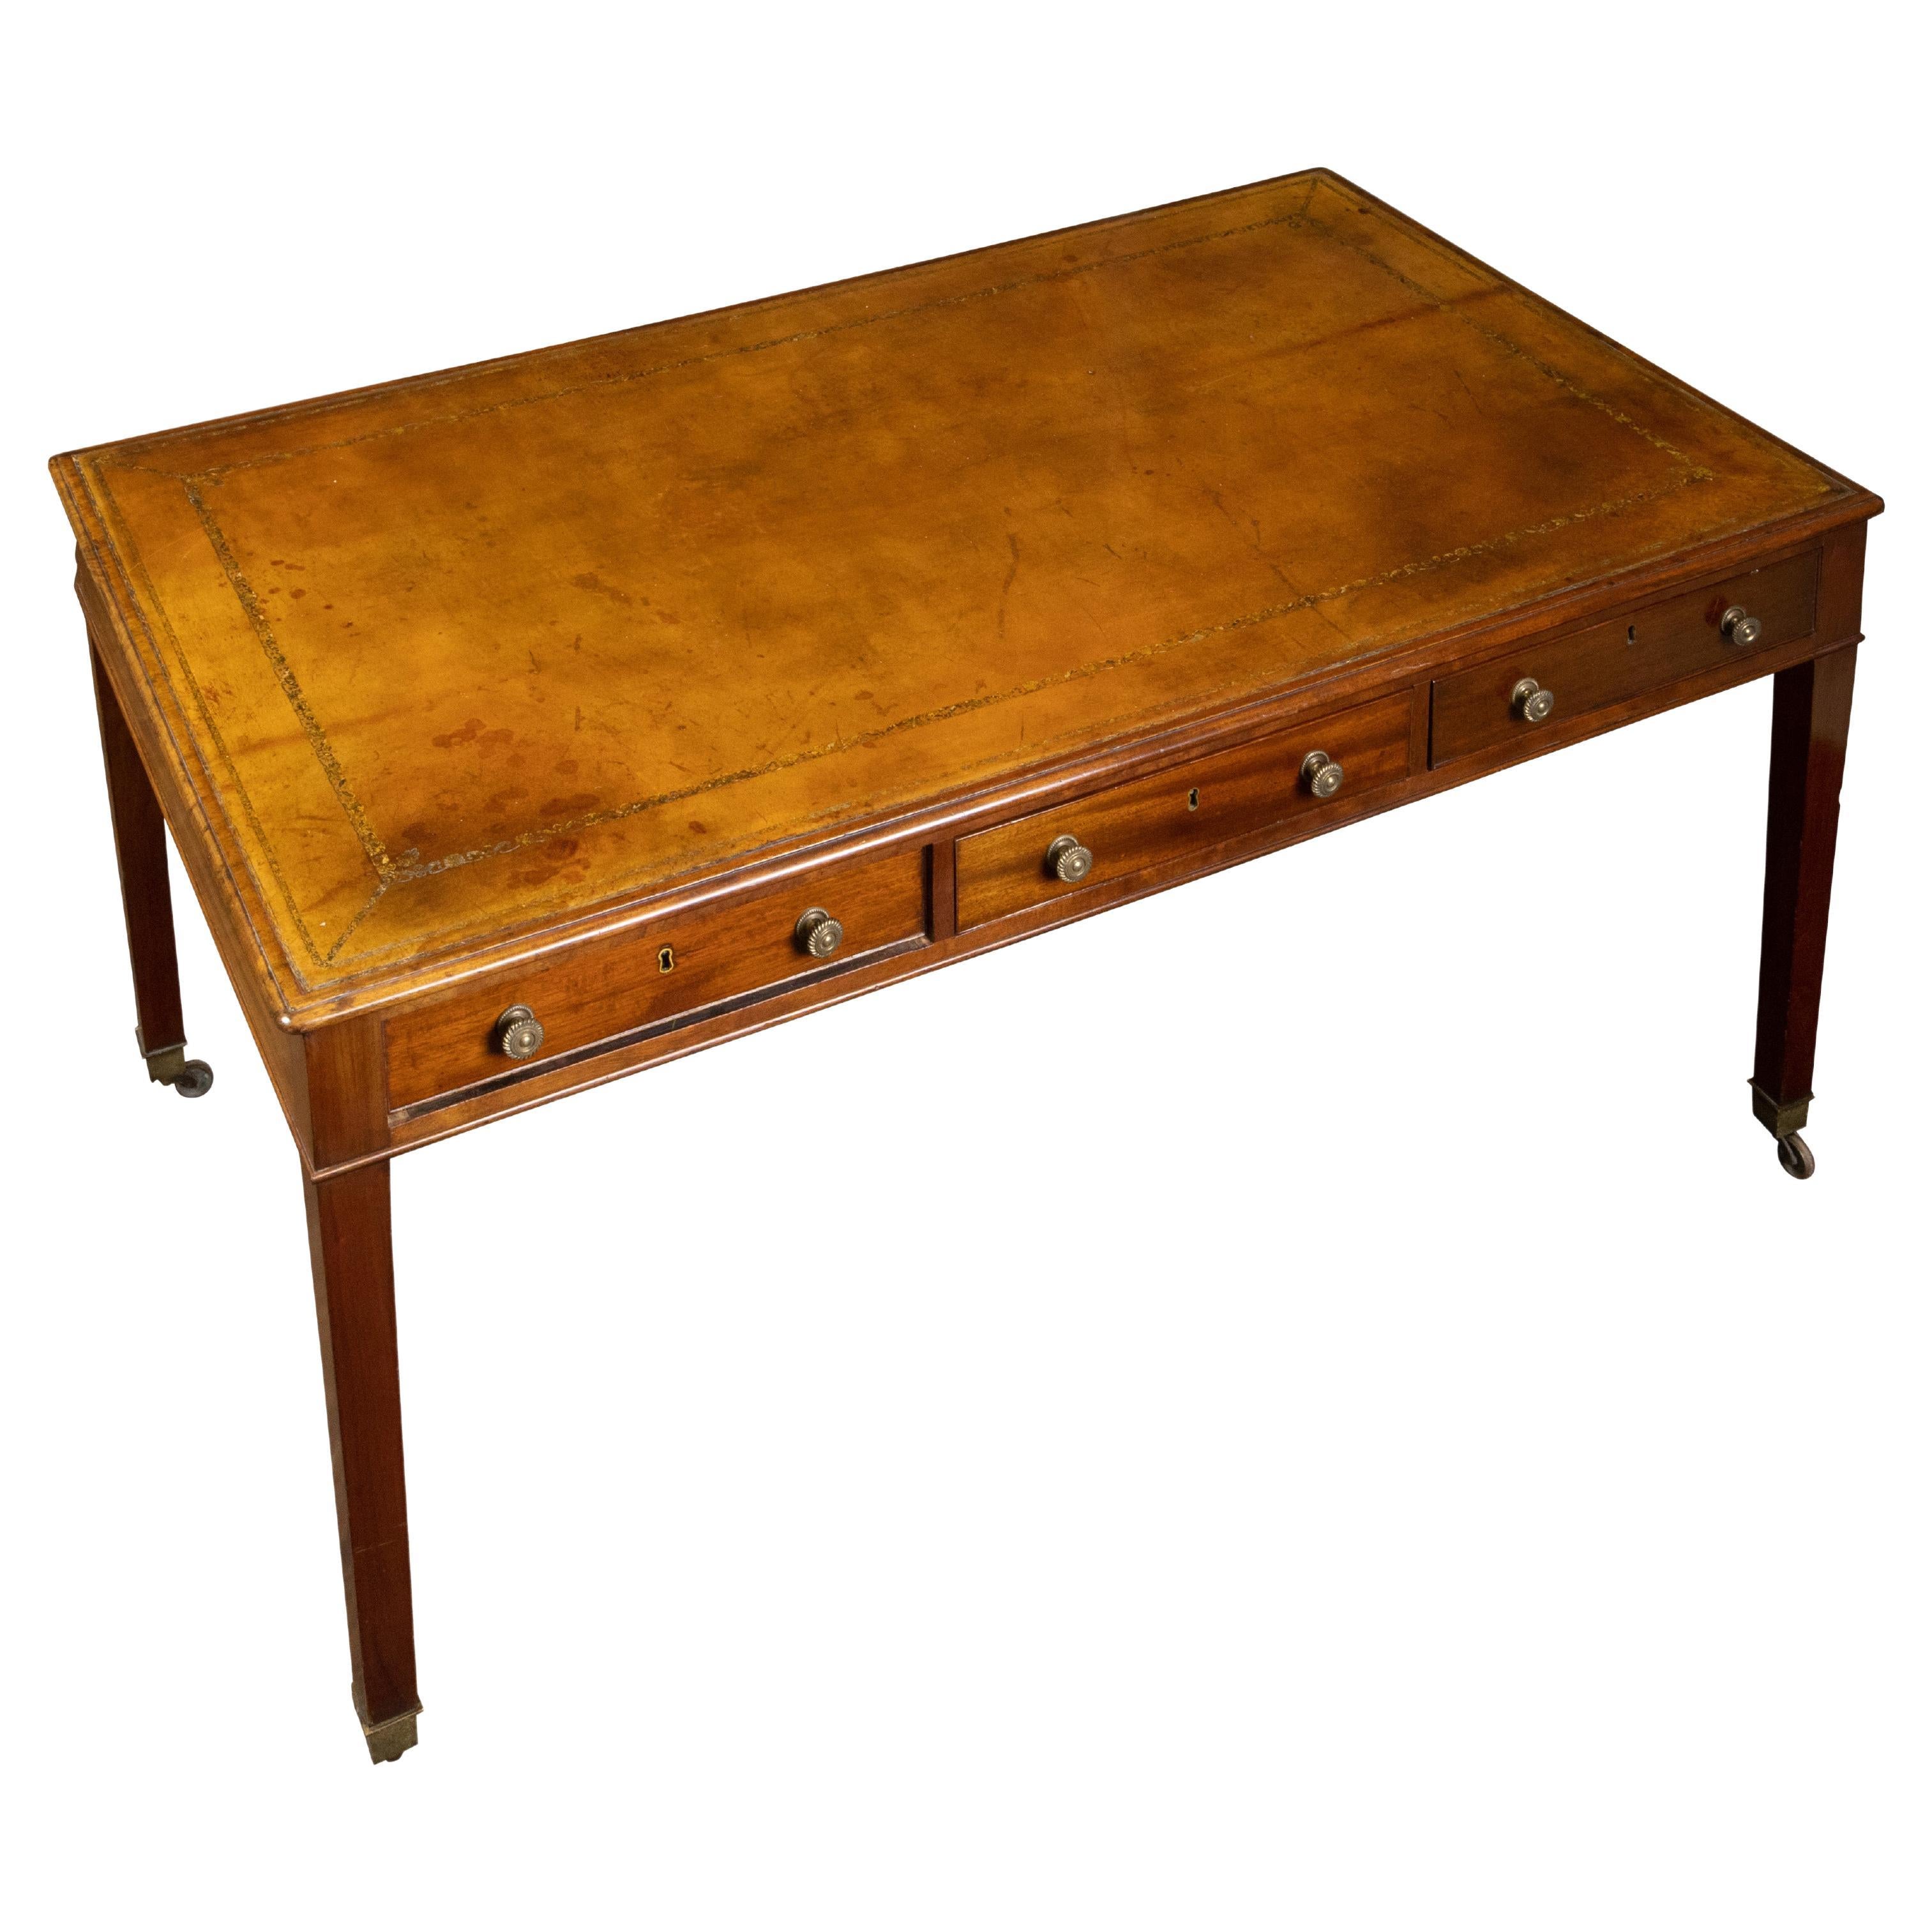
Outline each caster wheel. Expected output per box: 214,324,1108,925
172,1059,215,1099
1776,1131,1815,1181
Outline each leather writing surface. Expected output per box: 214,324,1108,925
55,170,1860,1008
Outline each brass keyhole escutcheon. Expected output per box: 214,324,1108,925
1187,787,1200,811
658,945,675,974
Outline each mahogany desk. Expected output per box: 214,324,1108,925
55,172,1880,1762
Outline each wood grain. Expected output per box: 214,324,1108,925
956,693,1412,928
1751,645,1858,1135
305,1160,419,1754
386,844,926,1109
1430,549,1818,766
88,633,185,1066
303,1014,391,1169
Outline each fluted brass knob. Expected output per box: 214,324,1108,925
495,1004,545,1060
1720,604,1763,646
795,907,844,958
1511,677,1556,725
1045,833,1093,883
1300,749,1345,799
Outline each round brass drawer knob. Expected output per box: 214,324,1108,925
495,1004,545,1060
796,907,844,958
1511,677,1556,725
1721,604,1763,646
1045,833,1093,883
1300,749,1345,799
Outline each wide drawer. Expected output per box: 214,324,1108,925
386,845,928,1108
955,692,1412,930
1430,549,1819,767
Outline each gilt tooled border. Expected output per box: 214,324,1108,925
73,460,365,983
95,181,1716,977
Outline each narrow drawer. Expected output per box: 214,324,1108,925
386,846,928,1108
1430,549,1818,767
955,692,1412,930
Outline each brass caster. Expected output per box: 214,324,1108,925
1776,1131,1815,1181
171,1059,214,1099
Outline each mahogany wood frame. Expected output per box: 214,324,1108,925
84,515,1871,1762
1751,645,1859,1140
66,172,1880,1764
89,640,185,1083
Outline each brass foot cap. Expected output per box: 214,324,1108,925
363,1710,419,1764
1749,1080,1811,1141
141,1039,188,1086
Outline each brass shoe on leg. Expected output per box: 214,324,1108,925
361,1707,420,1765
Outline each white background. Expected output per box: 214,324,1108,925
1,3,1924,1926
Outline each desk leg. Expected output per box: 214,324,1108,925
1750,645,1857,1179
87,638,213,1099
305,1161,422,1762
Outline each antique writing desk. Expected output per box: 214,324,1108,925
56,172,1880,1762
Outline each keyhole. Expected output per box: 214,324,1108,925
1626,624,1638,645
658,946,675,974
1187,787,1200,811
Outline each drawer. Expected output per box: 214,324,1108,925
1430,549,1818,767
386,846,928,1108
955,692,1412,930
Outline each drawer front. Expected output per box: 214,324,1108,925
387,847,928,1108
955,692,1412,930
1430,550,1819,767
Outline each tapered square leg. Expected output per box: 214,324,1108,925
87,633,212,1097
305,1161,421,1762
1751,645,1857,1177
